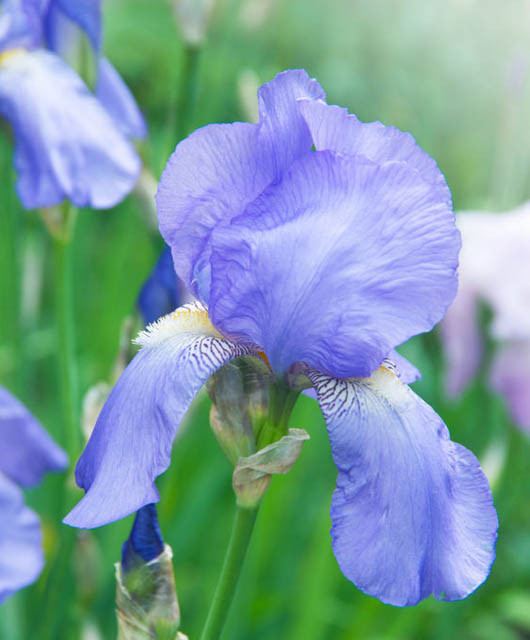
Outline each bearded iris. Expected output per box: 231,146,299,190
65,69,498,607
0,0,144,209
0,385,67,603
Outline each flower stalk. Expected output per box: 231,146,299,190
3,164,22,393
199,505,258,640
44,203,80,463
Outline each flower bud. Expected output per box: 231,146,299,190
206,358,270,466
116,505,187,640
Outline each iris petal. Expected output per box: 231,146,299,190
95,58,147,140
156,69,324,297
298,98,451,205
388,350,421,384
0,0,43,51
0,474,43,604
0,385,68,487
210,150,460,377
48,0,101,51
64,303,255,529
137,247,183,326
0,50,140,209
307,362,498,606
256,69,325,181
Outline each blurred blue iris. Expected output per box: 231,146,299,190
0,385,67,604
0,0,145,209
66,70,498,607
137,247,185,327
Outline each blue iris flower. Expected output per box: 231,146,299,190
0,0,145,209
0,384,67,603
137,247,185,327
65,70,498,607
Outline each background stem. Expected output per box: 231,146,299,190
199,505,258,640
36,206,81,640
51,207,80,463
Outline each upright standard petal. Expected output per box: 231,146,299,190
210,151,460,378
64,303,255,529
0,0,43,51
256,69,325,181
47,0,101,52
0,49,140,209
95,58,147,140
157,69,324,297
0,474,43,604
307,362,497,606
0,385,67,487
299,99,451,205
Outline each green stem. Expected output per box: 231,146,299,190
176,44,200,139
51,210,80,463
36,522,78,640
35,204,81,640
37,205,81,640
3,163,23,393
167,43,201,156
199,505,258,640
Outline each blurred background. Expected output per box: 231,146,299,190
2,0,530,638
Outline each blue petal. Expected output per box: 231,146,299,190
0,474,43,604
137,247,183,326
47,0,101,52
209,150,460,378
299,99,451,206
42,0,79,63
388,350,421,384
157,69,324,297
121,504,164,572
0,0,43,51
307,363,498,606
95,58,147,140
64,303,254,528
0,50,141,209
256,69,325,182
0,385,67,487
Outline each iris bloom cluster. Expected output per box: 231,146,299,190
441,203,530,432
0,385,67,603
0,0,145,209
65,70,498,606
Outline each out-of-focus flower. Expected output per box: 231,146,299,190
42,0,147,139
0,384,67,603
238,0,274,31
116,504,187,639
172,0,215,46
137,247,190,327
0,0,143,209
237,68,259,123
66,70,498,607
440,204,530,431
